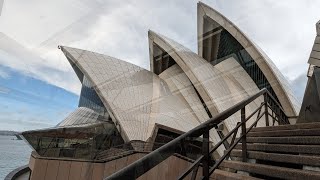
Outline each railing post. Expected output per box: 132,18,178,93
191,164,199,180
241,107,247,162
277,105,281,125
272,111,275,126
180,139,187,157
264,93,269,127
202,127,210,180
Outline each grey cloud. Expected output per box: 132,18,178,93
34,1,126,55
81,0,197,67
0,110,54,130
290,73,308,101
0,107,74,131
206,0,319,79
0,66,9,79
0,0,318,97
0,0,3,16
0,0,199,94
0,118,54,131
0,86,10,94
0,33,81,94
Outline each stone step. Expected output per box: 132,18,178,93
245,136,320,144
249,122,320,132
219,161,320,180
211,169,262,180
229,150,320,167
235,144,320,155
247,128,320,137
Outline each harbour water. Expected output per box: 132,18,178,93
0,135,32,179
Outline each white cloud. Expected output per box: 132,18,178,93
0,116,55,131
290,74,308,101
0,0,318,97
0,0,3,16
0,86,9,94
0,33,81,94
205,0,319,80
0,66,9,79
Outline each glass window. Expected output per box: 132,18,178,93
22,122,125,160
202,16,282,108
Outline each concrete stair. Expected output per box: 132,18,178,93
211,169,262,180
249,122,320,132
215,122,320,180
219,161,320,180
229,150,320,167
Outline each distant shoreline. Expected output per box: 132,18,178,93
0,130,20,136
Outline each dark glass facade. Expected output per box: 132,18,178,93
78,76,107,115
152,128,203,160
202,16,281,105
152,43,176,75
22,122,125,160
22,70,129,160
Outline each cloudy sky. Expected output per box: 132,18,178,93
0,0,319,131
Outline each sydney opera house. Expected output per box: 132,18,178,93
8,2,320,180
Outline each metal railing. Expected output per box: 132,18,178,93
105,88,290,180
95,141,169,160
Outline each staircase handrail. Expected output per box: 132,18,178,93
105,88,290,180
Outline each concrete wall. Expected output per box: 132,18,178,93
29,153,202,180
298,67,320,123
29,156,105,180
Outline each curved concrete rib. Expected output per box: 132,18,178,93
148,31,267,134
197,2,300,116
60,46,203,142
